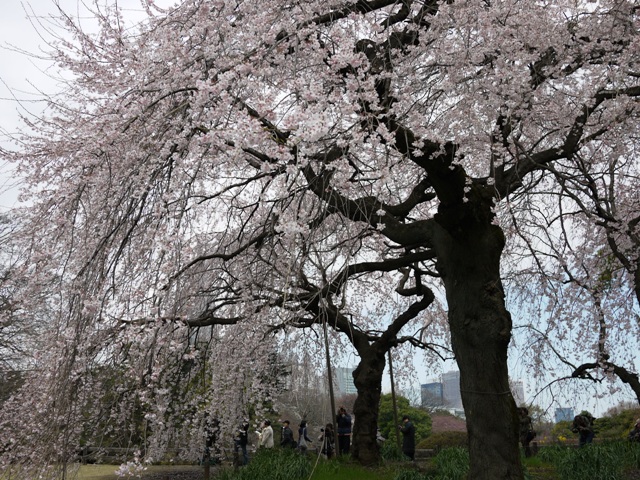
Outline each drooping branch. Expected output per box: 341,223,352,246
572,362,640,405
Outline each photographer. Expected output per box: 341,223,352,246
336,407,352,456
399,415,415,461
234,422,249,465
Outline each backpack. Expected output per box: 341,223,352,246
572,414,593,433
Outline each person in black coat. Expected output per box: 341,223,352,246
628,419,640,442
336,406,352,455
399,415,416,460
297,420,312,455
234,422,249,465
280,420,296,449
319,423,335,459
571,411,595,447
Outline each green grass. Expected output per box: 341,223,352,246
309,460,397,480
216,449,312,480
534,442,640,480
75,464,120,479
6,442,639,480
81,465,202,479
431,446,469,480
215,449,399,480
1,464,203,480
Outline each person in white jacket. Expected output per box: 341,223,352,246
259,420,274,448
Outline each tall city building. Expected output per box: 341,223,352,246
441,370,463,409
421,382,444,408
335,366,357,395
555,407,575,423
510,379,526,406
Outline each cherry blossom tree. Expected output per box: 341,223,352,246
1,0,639,479
507,157,640,408
0,215,39,402
502,75,640,406
549,138,640,401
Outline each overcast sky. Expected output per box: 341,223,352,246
0,0,48,210
0,0,174,211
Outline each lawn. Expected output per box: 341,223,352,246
4,443,640,480
0,464,204,480
75,461,400,480
75,464,120,479
308,461,398,480
76,464,202,479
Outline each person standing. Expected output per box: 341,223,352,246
280,420,296,449
628,418,640,442
259,420,274,449
336,406,352,456
518,407,535,457
571,411,595,447
234,422,249,465
319,423,335,459
297,420,312,455
399,415,416,461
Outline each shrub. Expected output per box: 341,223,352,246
381,441,409,461
310,459,399,480
417,432,467,451
394,469,425,480
554,443,623,480
537,444,568,464
378,394,432,445
595,408,640,441
537,442,640,480
430,447,469,480
549,420,576,444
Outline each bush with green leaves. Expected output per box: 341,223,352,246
538,441,640,480
555,443,624,480
393,468,425,480
550,408,640,444
381,441,409,461
428,447,469,480
549,420,576,444
537,444,567,464
378,394,432,445
594,408,640,441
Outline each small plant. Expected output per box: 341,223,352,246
309,459,398,480
393,468,425,480
381,441,408,461
537,444,567,464
631,442,640,469
555,443,623,480
430,447,469,480
217,448,312,480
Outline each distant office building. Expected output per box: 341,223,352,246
421,382,444,408
555,407,574,423
441,370,463,409
510,379,526,406
335,367,357,395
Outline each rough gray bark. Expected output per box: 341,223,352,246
432,205,523,479
350,347,386,466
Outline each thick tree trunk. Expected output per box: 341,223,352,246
436,222,523,479
350,348,385,466
321,297,432,467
